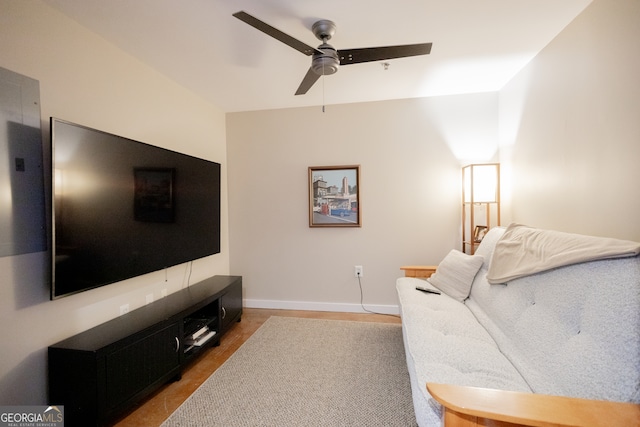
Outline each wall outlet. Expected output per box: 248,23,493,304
354,265,363,277
146,293,154,305
161,288,168,298
119,303,130,315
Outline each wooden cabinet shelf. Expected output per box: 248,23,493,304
400,265,438,278
48,275,242,427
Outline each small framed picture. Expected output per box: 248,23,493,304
473,225,488,242
309,165,361,227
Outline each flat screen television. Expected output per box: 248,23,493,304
50,118,221,299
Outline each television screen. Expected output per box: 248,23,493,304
51,118,221,299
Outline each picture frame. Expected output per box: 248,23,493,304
134,168,175,223
309,165,361,227
473,225,488,243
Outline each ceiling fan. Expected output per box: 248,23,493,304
233,11,432,95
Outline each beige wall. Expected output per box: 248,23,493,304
0,1,228,404
499,0,640,240
227,94,499,312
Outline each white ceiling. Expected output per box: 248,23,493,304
43,0,592,113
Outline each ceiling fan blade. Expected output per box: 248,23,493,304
295,67,321,95
233,11,322,56
338,43,432,66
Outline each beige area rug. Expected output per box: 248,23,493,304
161,316,417,426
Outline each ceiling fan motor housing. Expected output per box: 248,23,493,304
312,44,339,75
312,20,336,41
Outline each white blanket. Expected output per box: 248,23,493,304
486,223,640,284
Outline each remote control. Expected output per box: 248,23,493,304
415,285,441,295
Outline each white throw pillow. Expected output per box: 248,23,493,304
427,250,484,302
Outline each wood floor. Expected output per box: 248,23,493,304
112,308,401,427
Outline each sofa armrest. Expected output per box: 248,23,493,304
427,383,640,427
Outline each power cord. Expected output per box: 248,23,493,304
183,261,194,289
357,274,400,318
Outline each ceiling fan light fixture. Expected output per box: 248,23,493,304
312,45,339,75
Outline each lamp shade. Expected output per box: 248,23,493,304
463,164,499,203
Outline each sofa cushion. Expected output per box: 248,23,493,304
396,277,531,426
427,249,483,302
468,227,640,403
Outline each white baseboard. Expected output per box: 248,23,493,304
243,299,400,315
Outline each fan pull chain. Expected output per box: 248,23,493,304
321,61,326,113
322,75,325,113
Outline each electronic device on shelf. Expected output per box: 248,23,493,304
183,316,218,352
184,317,214,336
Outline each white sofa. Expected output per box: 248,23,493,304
397,224,640,426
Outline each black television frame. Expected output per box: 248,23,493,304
50,118,221,300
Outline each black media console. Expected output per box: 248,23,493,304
48,275,242,427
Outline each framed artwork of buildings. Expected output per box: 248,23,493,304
309,165,361,228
